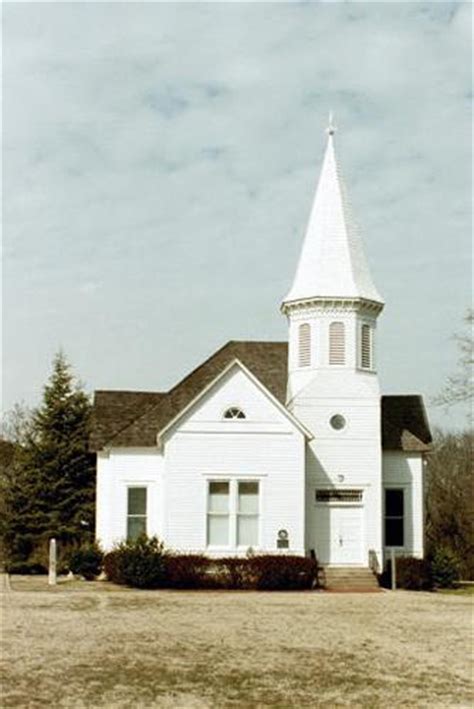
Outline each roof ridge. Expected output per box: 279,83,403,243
166,340,286,397
95,389,166,396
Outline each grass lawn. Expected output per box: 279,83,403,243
1,575,472,708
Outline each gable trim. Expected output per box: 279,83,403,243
156,358,313,447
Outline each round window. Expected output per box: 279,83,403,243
330,414,346,431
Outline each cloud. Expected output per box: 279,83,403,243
78,281,101,296
2,1,471,429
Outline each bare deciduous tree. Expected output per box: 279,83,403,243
425,429,473,579
434,309,473,411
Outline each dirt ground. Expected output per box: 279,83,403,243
1,576,472,708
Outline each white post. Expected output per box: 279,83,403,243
391,548,396,591
48,538,57,586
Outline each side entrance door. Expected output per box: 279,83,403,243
315,505,364,565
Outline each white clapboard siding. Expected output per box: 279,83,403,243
96,449,164,551
290,366,383,567
97,365,306,555
164,366,306,555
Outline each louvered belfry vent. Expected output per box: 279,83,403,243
298,323,311,367
361,324,372,369
329,322,345,365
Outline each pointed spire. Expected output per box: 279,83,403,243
327,110,336,136
283,120,383,308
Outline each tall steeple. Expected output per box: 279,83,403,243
283,116,383,308
281,116,385,571
282,116,384,403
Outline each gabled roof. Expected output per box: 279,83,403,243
90,341,432,453
157,358,313,446
283,128,383,307
90,341,288,450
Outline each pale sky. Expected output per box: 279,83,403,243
2,1,472,430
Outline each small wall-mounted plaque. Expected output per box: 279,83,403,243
277,529,289,549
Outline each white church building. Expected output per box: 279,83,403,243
91,121,432,570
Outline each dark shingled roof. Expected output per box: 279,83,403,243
381,395,432,452
90,341,432,453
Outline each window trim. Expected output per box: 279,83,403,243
126,486,148,541
384,487,405,548
206,478,261,550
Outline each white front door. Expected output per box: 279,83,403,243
315,505,364,565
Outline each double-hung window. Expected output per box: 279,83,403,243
207,482,230,546
207,480,260,548
237,482,259,546
384,489,404,547
127,487,147,541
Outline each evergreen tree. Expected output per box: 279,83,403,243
2,352,95,564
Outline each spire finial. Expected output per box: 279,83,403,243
326,110,336,136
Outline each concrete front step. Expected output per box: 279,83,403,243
321,566,380,591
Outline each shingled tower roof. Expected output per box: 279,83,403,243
283,116,384,307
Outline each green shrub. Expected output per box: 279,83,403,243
104,535,167,589
380,556,433,591
68,543,103,580
431,547,461,588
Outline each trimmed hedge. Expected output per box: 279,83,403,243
380,556,433,591
248,555,317,591
103,538,319,591
163,554,211,589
